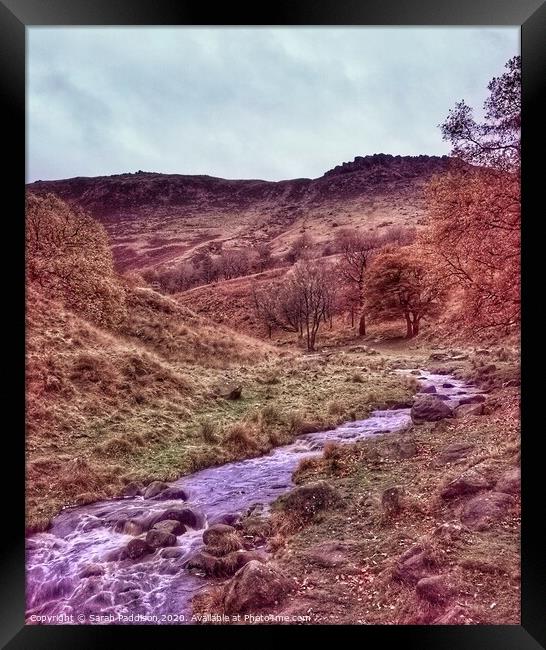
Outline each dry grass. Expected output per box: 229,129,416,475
224,423,259,453
199,419,219,444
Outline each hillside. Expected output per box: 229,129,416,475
28,154,453,273
26,194,415,532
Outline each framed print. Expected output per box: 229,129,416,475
2,0,544,646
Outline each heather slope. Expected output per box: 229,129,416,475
28,155,453,272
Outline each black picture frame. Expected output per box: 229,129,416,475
3,0,544,646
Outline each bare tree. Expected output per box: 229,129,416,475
336,229,379,335
219,248,252,280
252,283,280,338
285,232,315,264
252,259,333,350
255,242,273,272
291,259,333,351
191,249,219,284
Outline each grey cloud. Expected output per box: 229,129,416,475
27,27,519,182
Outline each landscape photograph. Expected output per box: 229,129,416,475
25,26,520,625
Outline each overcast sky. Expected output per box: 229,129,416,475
27,27,519,182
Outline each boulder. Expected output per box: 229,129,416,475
435,442,475,466
203,523,237,546
149,508,203,530
454,403,484,418
460,491,514,531
185,551,219,576
125,538,152,560
442,382,455,389
205,537,244,557
209,513,241,527
421,384,437,394
145,529,177,549
202,525,243,556
440,468,492,499
238,516,273,544
143,481,169,500
104,548,127,562
416,575,455,604
113,518,145,536
121,482,143,497
458,394,486,406
393,545,435,585
495,467,520,495
384,437,417,459
79,564,105,578
281,481,342,519
152,519,186,536
223,561,295,614
160,547,184,559
185,549,265,578
151,486,188,501
225,385,242,400
411,396,453,424
431,522,464,543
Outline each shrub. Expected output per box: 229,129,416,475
224,423,258,452
260,404,281,425
26,193,126,328
323,441,342,460
327,400,345,416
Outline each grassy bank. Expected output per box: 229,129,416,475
26,314,413,532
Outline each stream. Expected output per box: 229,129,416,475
26,369,483,624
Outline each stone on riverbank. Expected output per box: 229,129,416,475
411,396,453,423
223,561,295,614
460,491,514,531
143,481,169,499
495,467,520,494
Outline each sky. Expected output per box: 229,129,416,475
27,27,519,182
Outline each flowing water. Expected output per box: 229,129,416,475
26,370,483,624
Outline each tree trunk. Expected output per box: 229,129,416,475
405,313,413,339
358,311,366,336
412,318,420,336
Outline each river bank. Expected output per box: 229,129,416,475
26,344,414,533
193,346,520,624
